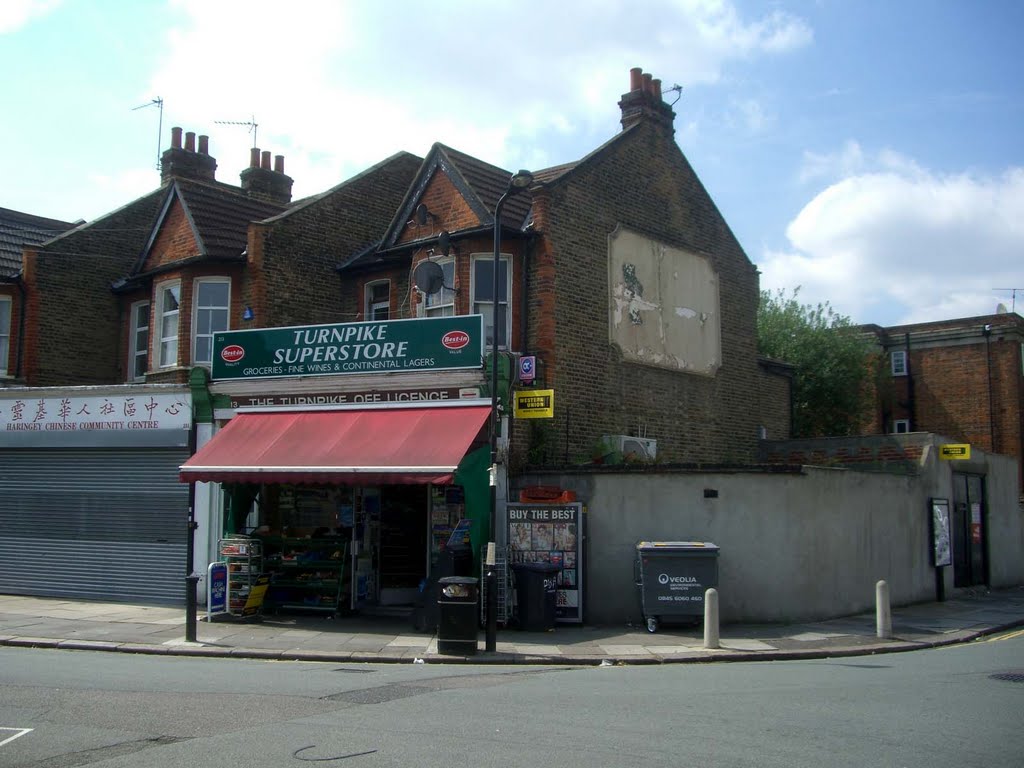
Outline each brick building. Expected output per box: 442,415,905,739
859,312,1024,491
338,66,789,467
0,207,78,382
2,67,792,608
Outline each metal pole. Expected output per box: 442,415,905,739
485,542,497,652
184,423,199,643
486,188,511,653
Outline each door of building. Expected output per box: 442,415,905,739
952,472,987,588
377,485,428,606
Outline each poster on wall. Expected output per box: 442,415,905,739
506,503,584,623
930,498,952,567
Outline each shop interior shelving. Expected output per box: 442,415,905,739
260,536,350,616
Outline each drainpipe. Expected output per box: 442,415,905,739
904,333,915,431
14,276,27,379
983,324,995,451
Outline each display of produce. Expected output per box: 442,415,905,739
260,535,350,616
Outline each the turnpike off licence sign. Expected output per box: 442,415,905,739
212,315,484,381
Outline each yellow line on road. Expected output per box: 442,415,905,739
987,628,1024,642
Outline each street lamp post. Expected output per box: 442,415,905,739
486,169,533,653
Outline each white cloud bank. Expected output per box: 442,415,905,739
759,142,1024,325
139,0,811,203
0,0,60,34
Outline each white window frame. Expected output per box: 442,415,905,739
155,280,181,369
129,300,150,381
892,419,910,434
192,277,231,367
891,349,907,376
365,280,391,321
0,296,11,377
470,253,512,349
422,259,456,318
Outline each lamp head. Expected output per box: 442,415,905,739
509,169,534,193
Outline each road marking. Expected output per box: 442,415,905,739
0,728,33,748
988,628,1024,642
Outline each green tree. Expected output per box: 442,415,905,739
757,288,873,438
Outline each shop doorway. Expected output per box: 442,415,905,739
952,472,988,588
377,485,428,606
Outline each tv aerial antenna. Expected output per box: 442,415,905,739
131,97,164,170
994,288,1024,313
214,115,259,148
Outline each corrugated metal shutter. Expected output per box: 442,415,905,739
0,448,190,604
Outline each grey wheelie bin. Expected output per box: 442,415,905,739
634,541,719,633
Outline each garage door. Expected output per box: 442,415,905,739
0,448,189,604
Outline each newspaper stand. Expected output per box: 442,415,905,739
634,541,719,633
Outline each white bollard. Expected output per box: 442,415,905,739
703,588,720,649
876,580,892,639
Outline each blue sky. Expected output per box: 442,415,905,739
1,0,1021,326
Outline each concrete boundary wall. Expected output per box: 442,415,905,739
515,437,1023,625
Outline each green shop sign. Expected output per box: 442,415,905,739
212,315,485,381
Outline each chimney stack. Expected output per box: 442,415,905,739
160,126,218,185
618,67,676,134
240,145,293,205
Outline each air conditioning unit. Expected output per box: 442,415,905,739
603,434,657,461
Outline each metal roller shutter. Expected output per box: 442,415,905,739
0,448,189,604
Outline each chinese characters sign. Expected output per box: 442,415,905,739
0,393,191,433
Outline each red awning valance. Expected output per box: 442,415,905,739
180,405,490,485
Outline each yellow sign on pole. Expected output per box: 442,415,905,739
939,444,971,460
514,389,555,419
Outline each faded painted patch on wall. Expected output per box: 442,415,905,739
608,226,721,376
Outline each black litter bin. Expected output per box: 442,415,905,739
411,545,474,633
436,576,479,655
512,562,560,631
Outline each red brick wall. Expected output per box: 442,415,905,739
534,120,763,464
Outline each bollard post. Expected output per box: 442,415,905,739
703,588,720,649
876,580,892,639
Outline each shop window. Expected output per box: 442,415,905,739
365,280,391,321
0,296,10,376
472,254,511,348
891,349,907,376
193,278,230,366
423,260,455,318
129,300,150,381
892,419,910,434
156,281,180,368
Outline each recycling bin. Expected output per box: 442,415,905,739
634,541,719,633
512,562,561,631
436,576,479,655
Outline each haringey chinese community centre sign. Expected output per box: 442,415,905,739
212,315,485,381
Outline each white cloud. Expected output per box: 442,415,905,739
0,0,60,34
144,0,812,200
760,152,1024,325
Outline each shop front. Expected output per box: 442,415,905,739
0,385,193,603
181,315,500,621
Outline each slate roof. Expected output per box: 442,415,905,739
0,207,79,278
123,179,286,280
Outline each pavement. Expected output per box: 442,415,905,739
1,587,1023,665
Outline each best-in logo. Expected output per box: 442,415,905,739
220,344,245,364
441,331,470,350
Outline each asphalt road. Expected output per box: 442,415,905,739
1,631,1022,767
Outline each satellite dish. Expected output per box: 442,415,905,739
415,203,429,226
437,230,451,256
413,260,444,295
996,303,1008,314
